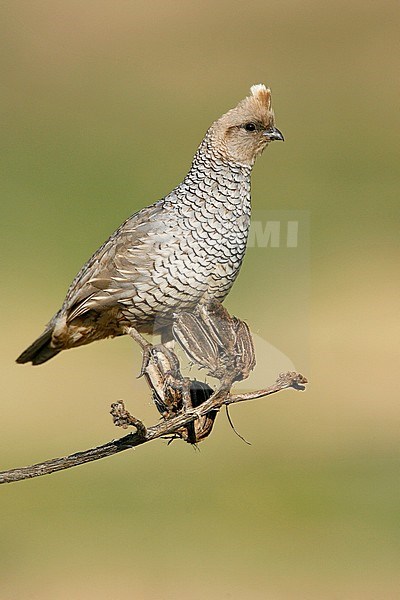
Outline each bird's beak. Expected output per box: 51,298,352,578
264,127,284,142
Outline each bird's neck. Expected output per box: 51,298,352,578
177,132,252,207
191,131,253,179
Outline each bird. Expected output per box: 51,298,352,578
16,84,284,366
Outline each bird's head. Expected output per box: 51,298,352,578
209,84,284,166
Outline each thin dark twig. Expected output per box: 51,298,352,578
225,405,252,445
0,371,307,485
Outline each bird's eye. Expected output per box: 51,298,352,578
244,122,256,132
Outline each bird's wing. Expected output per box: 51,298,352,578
62,202,170,322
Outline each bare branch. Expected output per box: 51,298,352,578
0,371,307,485
228,371,308,404
2,302,308,485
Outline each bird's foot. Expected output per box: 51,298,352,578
139,343,180,378
125,322,221,443
139,343,185,417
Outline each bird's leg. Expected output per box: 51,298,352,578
123,325,153,376
124,325,149,350
153,345,185,416
137,342,186,418
123,323,219,442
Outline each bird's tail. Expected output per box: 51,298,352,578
16,327,60,365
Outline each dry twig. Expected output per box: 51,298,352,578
1,302,308,485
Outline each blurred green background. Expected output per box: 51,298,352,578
1,1,399,598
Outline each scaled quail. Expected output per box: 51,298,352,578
17,84,283,366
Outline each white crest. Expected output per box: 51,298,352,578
249,83,271,108
250,83,269,97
